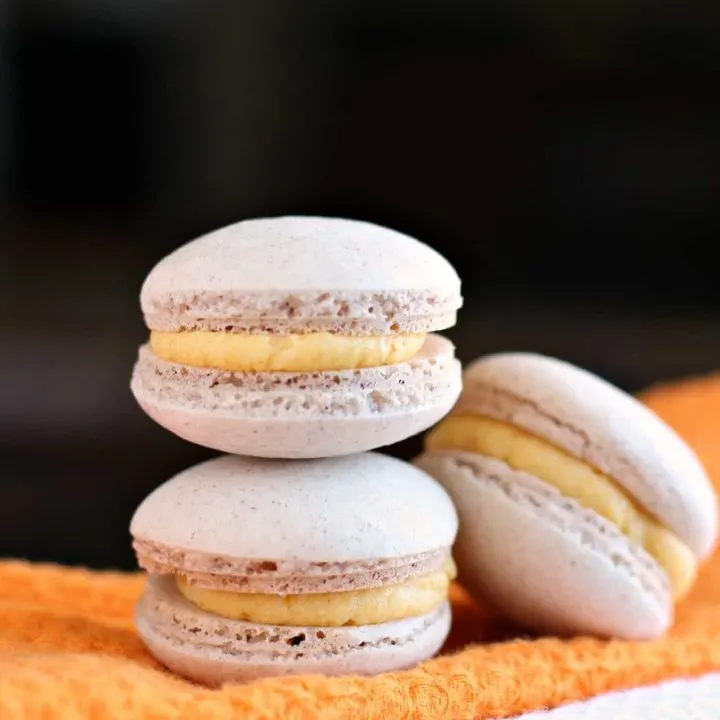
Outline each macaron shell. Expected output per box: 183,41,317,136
136,576,451,685
140,216,462,334
130,453,458,565
131,334,461,458
455,352,717,559
415,451,672,640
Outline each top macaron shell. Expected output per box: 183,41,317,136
130,452,459,594
140,216,462,334
453,353,718,559
131,452,458,561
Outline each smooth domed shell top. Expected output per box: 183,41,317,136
455,352,718,559
141,217,460,298
139,217,462,334
130,453,459,561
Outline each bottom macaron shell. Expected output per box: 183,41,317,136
415,451,673,640
135,576,451,685
131,334,461,458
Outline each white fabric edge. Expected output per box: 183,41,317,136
506,673,720,718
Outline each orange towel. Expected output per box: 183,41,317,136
3,372,720,719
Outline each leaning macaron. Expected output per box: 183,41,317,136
131,216,462,458
415,352,718,640
130,452,458,685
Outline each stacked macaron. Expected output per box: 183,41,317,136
130,454,458,683
131,216,463,458
129,216,463,684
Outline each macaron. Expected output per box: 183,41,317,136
130,452,458,685
415,352,718,640
131,216,462,458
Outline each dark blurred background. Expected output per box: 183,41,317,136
3,1,720,570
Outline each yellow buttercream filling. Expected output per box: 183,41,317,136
176,559,456,626
425,416,696,599
150,330,426,372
